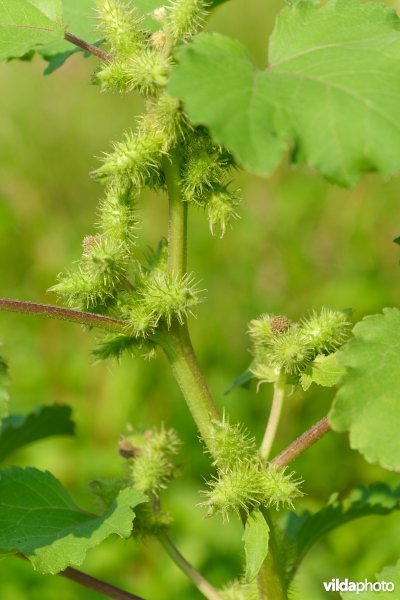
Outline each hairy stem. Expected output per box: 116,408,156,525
64,32,112,62
161,323,219,452
260,373,287,461
18,556,144,600
0,298,126,332
161,149,220,452
158,534,223,600
271,416,331,468
163,152,187,278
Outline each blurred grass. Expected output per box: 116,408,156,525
0,0,400,598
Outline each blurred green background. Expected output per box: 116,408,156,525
1,0,400,598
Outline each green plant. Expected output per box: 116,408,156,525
0,0,400,598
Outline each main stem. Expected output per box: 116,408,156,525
161,151,220,452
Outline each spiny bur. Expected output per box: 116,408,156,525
167,0,210,40
300,307,350,354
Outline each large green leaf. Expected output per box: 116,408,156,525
0,467,147,573
243,509,269,583
329,308,400,471
169,0,400,186
341,559,400,598
0,404,75,462
0,0,64,60
286,483,400,577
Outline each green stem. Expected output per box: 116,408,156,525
260,373,287,461
161,149,220,452
158,534,223,600
160,323,219,452
163,152,187,278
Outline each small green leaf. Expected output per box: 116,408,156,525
286,483,400,577
0,404,75,462
242,509,269,583
330,308,400,471
0,0,64,60
224,368,255,395
169,0,400,185
341,559,400,599
0,355,9,420
0,467,147,574
300,353,345,391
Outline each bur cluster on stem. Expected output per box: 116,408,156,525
201,415,303,522
51,0,242,363
248,308,351,385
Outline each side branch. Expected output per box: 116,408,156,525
18,555,144,600
60,566,145,600
0,298,126,332
271,416,331,468
64,31,112,62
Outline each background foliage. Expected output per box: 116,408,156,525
0,0,400,597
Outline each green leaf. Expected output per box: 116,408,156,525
0,0,64,60
0,355,9,420
224,368,255,395
242,509,269,583
38,0,99,62
329,308,400,471
0,404,75,462
286,483,400,576
300,353,345,391
169,0,400,186
341,559,400,598
0,467,147,574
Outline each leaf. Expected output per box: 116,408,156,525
329,308,400,471
169,0,400,186
341,559,400,598
0,467,147,574
38,0,99,64
0,0,64,60
242,509,269,583
286,483,400,576
0,355,9,420
300,353,345,391
224,368,255,395
0,404,75,462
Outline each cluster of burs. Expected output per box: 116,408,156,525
51,0,240,358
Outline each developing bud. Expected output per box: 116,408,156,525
126,49,172,95
208,414,256,471
97,0,146,58
130,426,181,494
201,460,302,521
300,307,350,354
98,184,138,250
167,0,210,40
139,271,204,328
50,236,130,310
207,186,240,237
182,138,231,203
95,60,131,93
95,122,168,189
268,327,313,375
